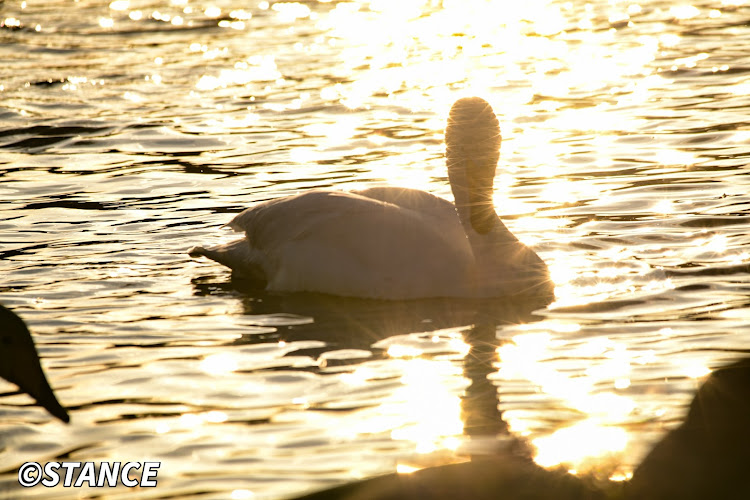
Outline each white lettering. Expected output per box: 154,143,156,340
19,461,161,488
97,461,120,487
74,461,96,487
60,462,80,487
41,462,60,487
120,462,140,487
141,462,160,487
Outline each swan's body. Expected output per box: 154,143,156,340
190,97,552,300
0,305,69,422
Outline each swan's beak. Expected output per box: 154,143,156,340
16,370,70,423
11,364,70,423
1,307,70,423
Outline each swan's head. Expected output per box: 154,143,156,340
0,306,70,422
445,97,501,235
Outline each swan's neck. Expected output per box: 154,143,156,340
443,97,551,297
444,97,502,239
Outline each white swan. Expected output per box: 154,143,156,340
189,97,552,300
0,305,69,422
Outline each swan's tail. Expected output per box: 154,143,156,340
188,239,265,281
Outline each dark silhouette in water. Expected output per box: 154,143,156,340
0,305,69,422
291,358,750,500
628,357,750,499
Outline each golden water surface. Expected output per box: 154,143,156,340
2,0,750,498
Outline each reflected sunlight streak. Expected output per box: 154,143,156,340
533,421,628,468
352,358,465,454
498,333,637,469
200,353,239,375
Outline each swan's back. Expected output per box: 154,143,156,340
226,189,472,299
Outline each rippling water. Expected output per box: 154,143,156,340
2,0,750,498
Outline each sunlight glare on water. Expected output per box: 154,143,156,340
2,0,750,498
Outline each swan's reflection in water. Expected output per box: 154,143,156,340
193,275,550,456
201,278,550,349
